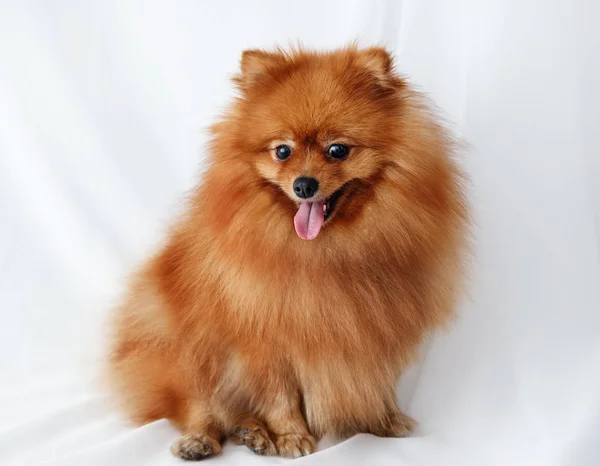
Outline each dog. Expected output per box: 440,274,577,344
106,44,469,460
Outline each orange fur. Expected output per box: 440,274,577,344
106,44,469,460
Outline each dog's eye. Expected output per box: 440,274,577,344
275,145,292,161
327,144,350,160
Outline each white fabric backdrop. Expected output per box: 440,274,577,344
1,1,599,465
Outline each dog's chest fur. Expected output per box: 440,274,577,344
209,247,415,434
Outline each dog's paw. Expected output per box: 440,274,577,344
232,423,277,456
382,411,416,438
170,433,221,461
275,433,316,458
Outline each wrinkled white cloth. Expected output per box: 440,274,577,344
1,1,599,465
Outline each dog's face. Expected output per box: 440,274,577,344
232,47,405,240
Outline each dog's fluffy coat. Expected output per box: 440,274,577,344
107,45,469,460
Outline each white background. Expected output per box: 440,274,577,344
1,1,599,465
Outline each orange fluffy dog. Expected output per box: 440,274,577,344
107,45,468,460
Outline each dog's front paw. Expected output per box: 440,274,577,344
170,433,221,461
275,433,316,458
232,422,277,456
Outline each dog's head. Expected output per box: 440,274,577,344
227,45,406,240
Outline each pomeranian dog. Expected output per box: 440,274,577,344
107,45,468,460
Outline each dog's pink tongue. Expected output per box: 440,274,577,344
294,201,325,240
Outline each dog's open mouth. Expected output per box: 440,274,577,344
323,184,346,222
293,184,349,241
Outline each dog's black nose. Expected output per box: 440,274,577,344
293,177,319,199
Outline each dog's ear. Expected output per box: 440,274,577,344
355,47,394,81
237,49,285,88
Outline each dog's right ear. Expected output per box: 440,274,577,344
236,49,285,89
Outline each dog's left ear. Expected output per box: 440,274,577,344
355,47,394,81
